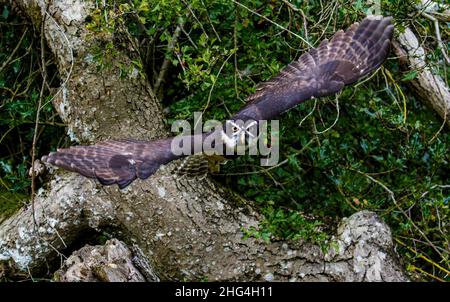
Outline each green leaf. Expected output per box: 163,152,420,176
2,6,9,19
401,70,418,82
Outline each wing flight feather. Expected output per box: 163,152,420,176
233,16,394,121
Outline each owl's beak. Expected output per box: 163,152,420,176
239,132,246,145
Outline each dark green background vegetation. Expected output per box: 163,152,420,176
1,0,448,281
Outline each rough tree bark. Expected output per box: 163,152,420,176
0,0,408,281
393,28,450,127
54,239,151,282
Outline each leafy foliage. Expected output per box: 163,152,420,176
0,7,66,193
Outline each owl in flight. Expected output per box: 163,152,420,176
42,16,394,189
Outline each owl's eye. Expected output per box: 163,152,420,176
232,126,239,133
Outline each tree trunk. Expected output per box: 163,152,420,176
0,0,407,281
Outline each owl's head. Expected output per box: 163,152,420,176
220,120,258,153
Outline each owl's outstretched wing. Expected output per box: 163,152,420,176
42,16,394,189
42,138,178,189
232,16,394,121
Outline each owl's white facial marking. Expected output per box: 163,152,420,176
221,120,258,149
221,130,237,148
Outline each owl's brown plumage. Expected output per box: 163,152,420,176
42,16,394,189
42,138,179,188
232,15,394,122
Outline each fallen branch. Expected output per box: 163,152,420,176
393,27,450,127
416,0,450,21
154,20,183,96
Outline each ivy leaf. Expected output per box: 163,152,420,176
401,70,418,82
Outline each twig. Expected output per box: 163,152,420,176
154,20,183,95
181,0,209,39
233,4,240,101
31,10,48,230
126,0,147,34
382,67,408,125
393,27,450,127
396,235,449,254
313,95,340,135
200,0,221,42
0,177,11,191
281,0,300,12
351,168,447,260
0,28,28,74
298,98,317,127
215,137,315,176
40,10,74,111
198,52,234,126
231,0,312,47
216,159,288,176
52,226,68,248
26,265,35,282
174,50,186,74
179,22,198,50
416,0,450,22
419,184,450,198
298,7,309,48
310,0,339,45
409,264,446,282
